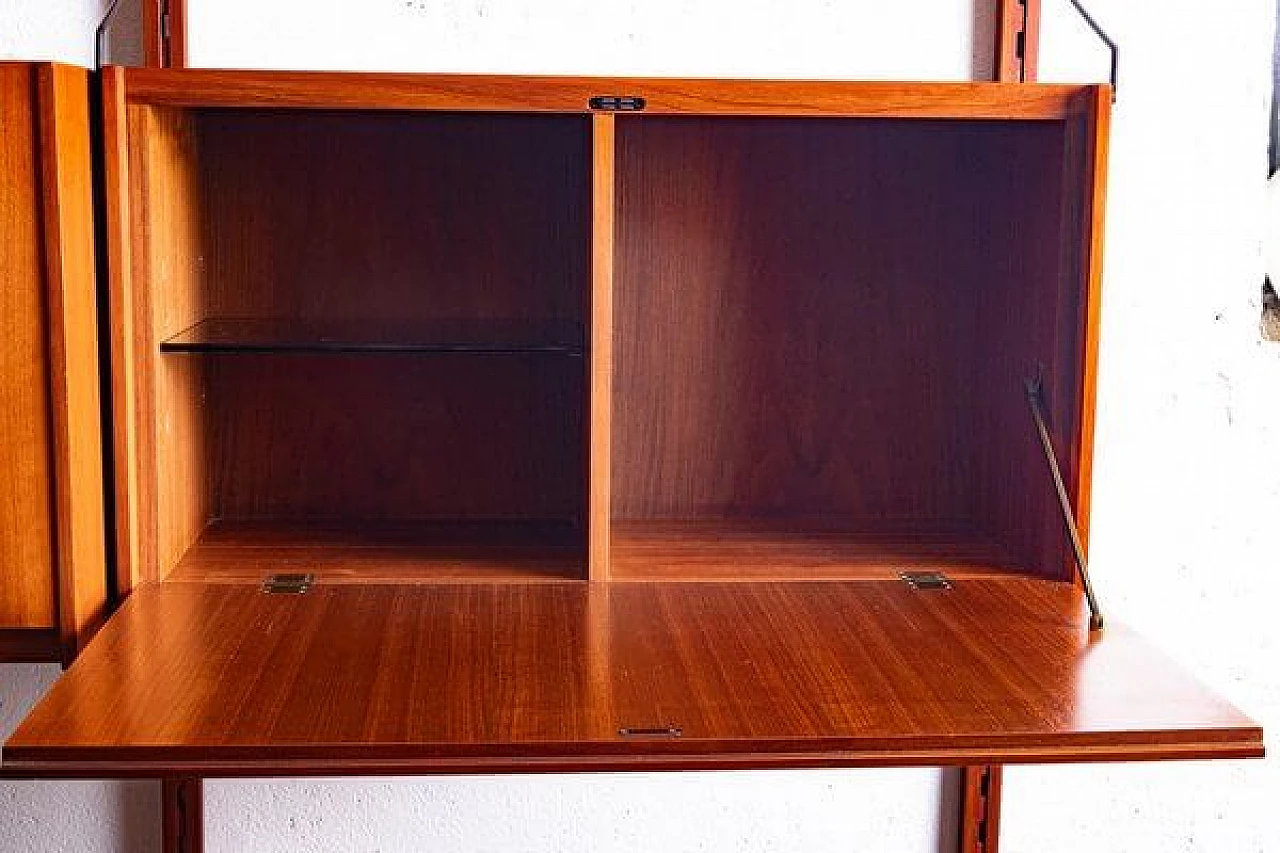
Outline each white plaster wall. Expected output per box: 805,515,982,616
0,1,1276,851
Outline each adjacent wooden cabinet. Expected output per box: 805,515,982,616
0,67,1264,778
0,63,109,664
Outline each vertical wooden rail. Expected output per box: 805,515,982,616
162,778,204,853
588,112,615,581
996,0,1041,82
100,67,140,601
142,2,194,849
960,765,1003,853
961,5,1047,849
143,0,188,68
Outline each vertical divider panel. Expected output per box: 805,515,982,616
101,67,142,598
588,113,615,581
37,64,109,659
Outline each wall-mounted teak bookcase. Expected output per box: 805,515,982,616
2,68,1263,779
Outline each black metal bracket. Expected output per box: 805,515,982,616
94,0,125,69
589,96,646,112
1063,0,1119,101
1025,374,1104,631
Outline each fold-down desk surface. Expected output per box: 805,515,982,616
3,578,1262,777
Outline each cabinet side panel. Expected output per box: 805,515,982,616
103,67,144,595
133,106,210,579
1069,90,1112,552
0,65,57,629
38,64,110,656
968,123,1074,580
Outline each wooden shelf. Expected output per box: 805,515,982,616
169,519,585,583
160,318,585,356
3,579,1261,778
610,521,1026,581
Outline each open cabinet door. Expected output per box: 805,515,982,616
1,580,1263,777
0,62,109,665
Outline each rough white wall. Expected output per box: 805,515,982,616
0,1,1276,851
1004,2,1280,849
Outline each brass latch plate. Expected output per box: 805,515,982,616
900,571,952,590
261,573,314,594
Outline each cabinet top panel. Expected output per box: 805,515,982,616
113,68,1105,119
3,579,1260,778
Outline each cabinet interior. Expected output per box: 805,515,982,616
130,106,592,582
127,105,1088,585
609,117,1087,582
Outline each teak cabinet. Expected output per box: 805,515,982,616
0,67,1264,779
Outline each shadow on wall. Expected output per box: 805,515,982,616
937,768,964,852
115,781,162,852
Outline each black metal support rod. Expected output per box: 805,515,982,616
94,0,124,69
1025,377,1104,631
1064,0,1119,99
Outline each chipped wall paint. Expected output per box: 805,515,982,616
0,1,1276,850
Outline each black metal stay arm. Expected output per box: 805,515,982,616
1064,0,1119,100
1025,375,1105,631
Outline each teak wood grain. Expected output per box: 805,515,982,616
589,113,615,581
0,63,108,659
48,70,1256,789
102,65,142,597
109,101,593,583
996,0,1041,83
37,65,110,657
0,64,58,630
169,519,584,583
612,116,1087,581
116,70,1090,119
3,579,1261,778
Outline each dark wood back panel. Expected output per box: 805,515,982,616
120,108,594,576
196,110,590,324
614,117,1082,576
206,354,583,523
614,118,982,523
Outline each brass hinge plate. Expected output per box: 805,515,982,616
261,573,314,594
618,725,682,738
900,571,952,590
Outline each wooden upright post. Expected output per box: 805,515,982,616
996,0,1040,82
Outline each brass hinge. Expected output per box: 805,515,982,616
618,725,682,738
900,571,952,590
589,95,646,112
261,573,314,594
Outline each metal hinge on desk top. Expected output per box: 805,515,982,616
900,571,953,590
261,573,314,594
